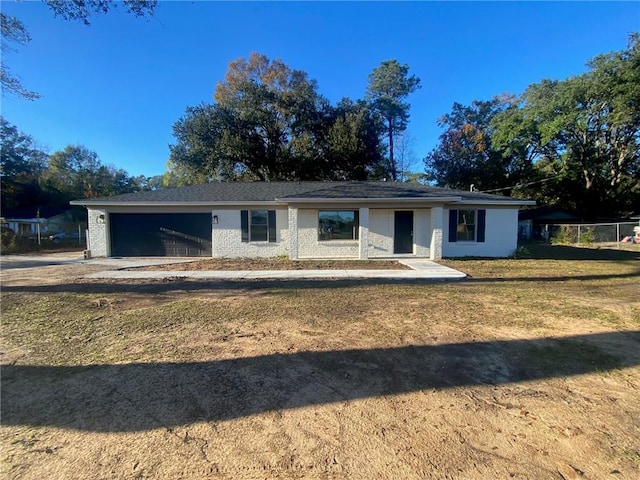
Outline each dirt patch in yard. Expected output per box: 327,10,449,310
1,246,639,480
131,258,411,271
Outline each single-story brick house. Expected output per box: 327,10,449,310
70,181,535,259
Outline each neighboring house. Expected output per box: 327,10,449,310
0,208,84,239
70,181,535,259
518,207,580,241
46,211,80,234
0,217,45,239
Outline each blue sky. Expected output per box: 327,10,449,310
2,1,638,177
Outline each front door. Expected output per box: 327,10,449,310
394,211,414,254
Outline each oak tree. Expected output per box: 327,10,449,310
492,35,640,217
170,53,389,182
424,96,533,194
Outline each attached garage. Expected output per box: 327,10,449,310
109,213,212,257
72,181,535,259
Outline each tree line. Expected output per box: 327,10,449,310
167,53,420,183
1,49,422,219
167,39,639,220
2,0,638,221
0,118,155,219
425,34,639,220
1,1,160,221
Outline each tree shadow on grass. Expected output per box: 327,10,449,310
2,331,638,432
514,243,640,261
1,265,638,296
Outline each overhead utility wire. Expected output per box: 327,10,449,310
476,174,564,193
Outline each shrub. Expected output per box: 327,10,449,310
0,228,41,254
513,244,532,259
551,225,575,244
578,227,596,245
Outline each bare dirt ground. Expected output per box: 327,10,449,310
131,258,411,271
1,246,639,479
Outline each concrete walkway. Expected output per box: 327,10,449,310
84,258,466,280
1,253,466,280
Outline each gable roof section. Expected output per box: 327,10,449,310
70,181,535,206
518,206,579,222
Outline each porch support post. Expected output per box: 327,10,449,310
430,206,443,260
87,207,109,257
359,207,369,260
288,207,299,260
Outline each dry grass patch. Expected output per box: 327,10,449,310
1,244,640,479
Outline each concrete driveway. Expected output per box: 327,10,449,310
0,253,196,270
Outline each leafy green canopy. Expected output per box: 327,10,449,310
1,13,40,100
169,52,388,182
0,118,147,218
426,35,640,219
0,118,48,212
424,95,535,195
43,1,157,25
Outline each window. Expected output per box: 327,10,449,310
457,209,476,241
448,209,486,243
241,210,276,242
318,210,359,241
250,210,268,242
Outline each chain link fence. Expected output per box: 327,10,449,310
546,222,639,245
1,220,87,253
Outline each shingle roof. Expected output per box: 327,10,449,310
71,181,532,205
278,182,512,201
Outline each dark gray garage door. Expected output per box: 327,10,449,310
110,213,212,257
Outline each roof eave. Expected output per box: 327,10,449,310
69,200,287,207
70,197,536,207
277,196,463,204
452,199,537,206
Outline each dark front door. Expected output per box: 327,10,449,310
394,211,414,254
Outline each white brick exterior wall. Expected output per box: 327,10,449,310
430,207,443,260
358,207,369,259
86,208,109,257
85,203,521,260
367,209,394,257
414,209,431,257
212,207,289,258
367,208,431,258
288,207,299,260
443,207,518,258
